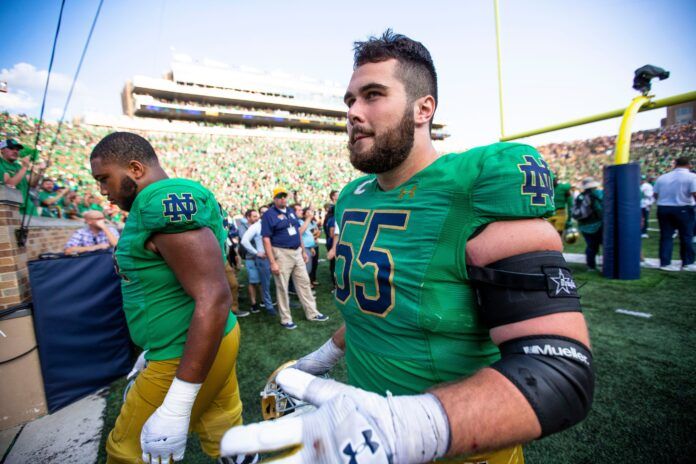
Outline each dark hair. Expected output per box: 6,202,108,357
244,209,256,218
90,132,158,166
353,29,438,125
290,203,301,211
329,190,338,199
675,157,690,167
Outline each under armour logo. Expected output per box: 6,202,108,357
517,155,553,206
343,430,380,464
398,185,417,200
548,268,577,296
162,193,198,222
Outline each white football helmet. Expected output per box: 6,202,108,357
260,361,317,420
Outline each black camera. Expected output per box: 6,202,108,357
632,65,670,94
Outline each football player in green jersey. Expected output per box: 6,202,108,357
222,31,593,464
90,132,249,464
548,178,573,235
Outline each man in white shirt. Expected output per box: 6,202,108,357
640,176,654,238
653,157,696,271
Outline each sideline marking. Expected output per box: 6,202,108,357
615,309,652,319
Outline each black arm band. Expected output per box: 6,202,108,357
491,335,594,437
467,251,581,329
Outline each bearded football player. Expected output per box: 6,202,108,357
221,30,594,464
91,132,248,464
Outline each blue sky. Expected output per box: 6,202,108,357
1,0,694,148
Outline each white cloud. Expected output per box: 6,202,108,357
0,89,37,111
48,106,64,118
0,62,84,94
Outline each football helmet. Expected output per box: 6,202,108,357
260,361,316,420
564,227,580,244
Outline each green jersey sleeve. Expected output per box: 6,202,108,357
471,143,555,220
139,183,217,234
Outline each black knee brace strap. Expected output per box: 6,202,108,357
491,335,594,437
467,251,581,329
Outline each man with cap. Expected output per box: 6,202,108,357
64,210,120,254
575,177,604,270
0,138,45,216
261,186,328,329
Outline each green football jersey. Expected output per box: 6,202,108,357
334,142,555,395
553,182,572,211
0,157,37,216
114,178,236,361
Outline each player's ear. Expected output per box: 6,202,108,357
413,95,436,127
127,160,147,179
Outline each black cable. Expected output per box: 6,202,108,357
46,0,105,161
0,302,32,321
17,0,67,247
0,346,38,365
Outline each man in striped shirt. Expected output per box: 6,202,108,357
64,210,120,254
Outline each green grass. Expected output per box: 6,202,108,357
98,251,696,463
563,218,684,261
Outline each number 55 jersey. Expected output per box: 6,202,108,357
333,142,555,395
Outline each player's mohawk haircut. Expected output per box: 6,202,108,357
353,29,438,109
90,131,158,166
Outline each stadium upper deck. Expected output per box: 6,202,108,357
122,61,450,139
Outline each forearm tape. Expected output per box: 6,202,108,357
491,336,594,437
467,251,581,328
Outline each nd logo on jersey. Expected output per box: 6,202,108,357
162,193,198,222
517,155,553,206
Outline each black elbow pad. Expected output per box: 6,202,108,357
491,336,594,437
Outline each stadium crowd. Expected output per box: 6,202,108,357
1,112,694,226
0,112,356,221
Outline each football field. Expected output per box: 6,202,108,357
97,241,696,463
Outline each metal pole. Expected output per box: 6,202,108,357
614,95,650,165
500,90,696,141
494,0,505,138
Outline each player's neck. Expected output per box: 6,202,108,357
136,167,169,194
376,137,437,191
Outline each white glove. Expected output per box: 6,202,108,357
141,377,201,463
220,368,450,464
293,338,344,375
127,350,148,381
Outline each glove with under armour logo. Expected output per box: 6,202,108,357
220,368,450,463
141,377,201,463
292,338,344,376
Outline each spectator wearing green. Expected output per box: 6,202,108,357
38,178,70,218
0,138,39,216
576,177,604,270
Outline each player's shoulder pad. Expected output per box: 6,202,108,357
471,142,556,218
138,178,216,233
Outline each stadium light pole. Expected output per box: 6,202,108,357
493,0,506,139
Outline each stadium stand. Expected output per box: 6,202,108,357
1,110,694,220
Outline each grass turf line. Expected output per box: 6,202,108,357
98,254,696,463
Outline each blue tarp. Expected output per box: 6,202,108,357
28,250,131,413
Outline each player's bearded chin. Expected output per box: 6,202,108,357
348,105,415,174
118,175,138,212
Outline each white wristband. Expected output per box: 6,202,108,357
161,377,202,416
390,393,451,462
